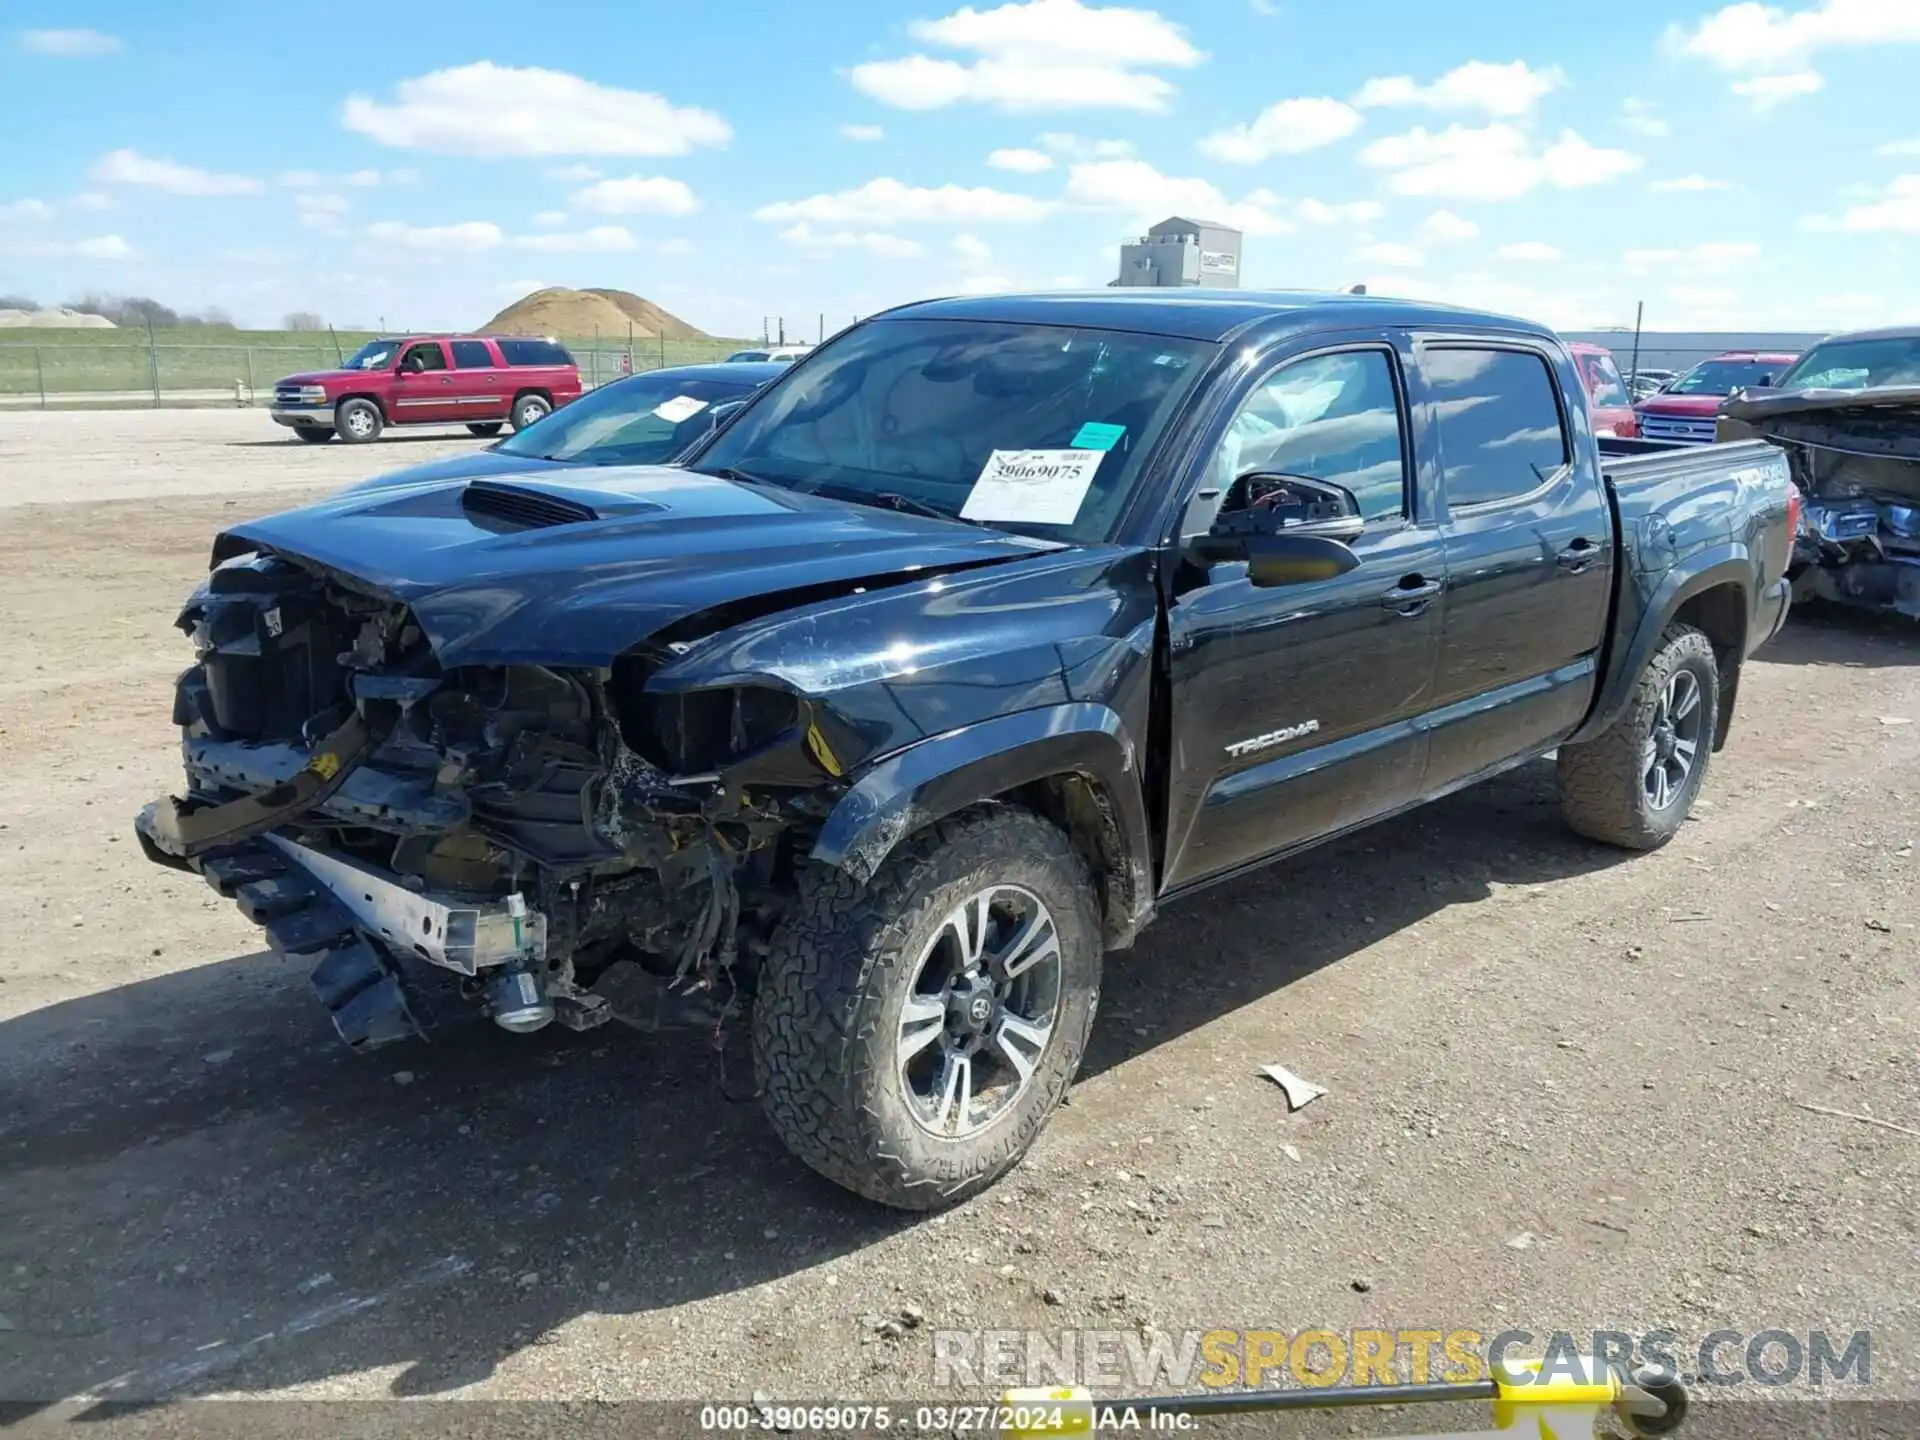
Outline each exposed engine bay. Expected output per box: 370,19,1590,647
137,547,846,1050
1724,390,1920,621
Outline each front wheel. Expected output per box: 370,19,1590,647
753,807,1102,1210
334,398,383,444
292,425,335,443
466,422,503,437
509,393,551,431
1558,623,1719,850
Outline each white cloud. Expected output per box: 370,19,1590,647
1358,241,1425,267
296,193,351,230
987,147,1056,172
1361,124,1640,200
1,198,55,222
2,231,134,260
1649,174,1735,192
1063,158,1293,234
1497,240,1563,261
1354,60,1565,117
957,273,1019,293
1039,132,1135,158
76,234,131,259
1731,70,1824,108
281,167,403,189
364,220,506,252
569,175,700,215
343,62,732,157
1808,173,1920,233
550,163,602,183
849,0,1202,113
1880,136,1920,156
952,232,995,268
70,191,114,211
1667,0,1920,71
1297,197,1385,225
533,210,568,228
19,27,122,55
779,223,924,259
1622,240,1762,271
1620,97,1670,138
756,177,1054,226
513,225,641,252
1198,97,1362,162
841,123,885,142
1417,209,1480,243
343,169,383,188
89,149,264,196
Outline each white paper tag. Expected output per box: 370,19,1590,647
651,395,709,423
959,449,1105,525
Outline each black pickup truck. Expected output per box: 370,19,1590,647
137,291,1796,1209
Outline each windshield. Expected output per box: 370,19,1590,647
690,318,1210,543
1579,352,1631,408
1775,337,1920,392
343,340,401,371
496,372,757,464
1667,359,1781,397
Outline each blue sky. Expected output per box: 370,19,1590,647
1,0,1915,337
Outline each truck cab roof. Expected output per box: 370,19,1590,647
879,288,1550,345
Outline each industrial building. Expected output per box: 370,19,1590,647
1113,217,1243,288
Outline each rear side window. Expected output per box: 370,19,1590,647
450,339,494,369
498,338,574,367
1425,346,1570,508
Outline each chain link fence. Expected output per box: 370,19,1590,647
0,335,748,409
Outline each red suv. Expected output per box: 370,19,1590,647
270,335,583,444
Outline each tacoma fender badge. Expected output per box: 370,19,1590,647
1225,720,1320,759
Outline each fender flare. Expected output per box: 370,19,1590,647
1571,545,1753,746
809,702,1154,945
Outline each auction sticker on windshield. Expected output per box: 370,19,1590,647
652,395,710,423
960,449,1105,525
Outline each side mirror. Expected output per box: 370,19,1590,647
1226,472,1366,542
1188,530,1361,587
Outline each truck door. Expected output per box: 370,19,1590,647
389,341,457,423
1161,336,1444,893
449,338,510,421
1412,339,1615,791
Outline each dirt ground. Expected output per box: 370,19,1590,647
1,410,1916,1427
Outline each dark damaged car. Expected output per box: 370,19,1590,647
137,291,1797,1209
1720,325,1920,620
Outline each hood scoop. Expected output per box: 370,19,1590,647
461,480,600,532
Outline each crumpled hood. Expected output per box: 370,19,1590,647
1720,385,1920,464
1721,384,1920,429
215,465,1064,669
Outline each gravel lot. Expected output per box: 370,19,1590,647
1,409,1916,1427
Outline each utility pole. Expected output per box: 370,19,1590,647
1628,301,1645,387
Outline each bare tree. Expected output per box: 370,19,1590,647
0,294,36,311
283,310,326,331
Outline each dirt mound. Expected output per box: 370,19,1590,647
481,287,707,340
0,307,117,329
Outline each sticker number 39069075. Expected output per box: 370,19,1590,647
959,449,1106,525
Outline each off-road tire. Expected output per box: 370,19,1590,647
334,397,383,444
753,806,1102,1211
466,422,504,438
292,425,335,443
1558,623,1719,850
509,392,551,431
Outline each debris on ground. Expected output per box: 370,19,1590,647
1793,1102,1920,1140
1506,1232,1537,1251
1257,1063,1327,1111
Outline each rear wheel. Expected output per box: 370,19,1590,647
292,425,335,443
509,393,551,432
334,398,383,444
753,807,1102,1210
1558,623,1719,850
466,422,503,438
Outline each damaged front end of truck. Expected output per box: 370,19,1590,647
1723,387,1920,621
133,470,1122,1051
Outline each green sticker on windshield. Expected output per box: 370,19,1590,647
1071,421,1126,451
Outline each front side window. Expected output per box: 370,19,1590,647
450,339,494,369
691,318,1212,543
1205,349,1408,526
496,373,757,464
1425,346,1570,508
1776,336,1920,392
400,342,446,373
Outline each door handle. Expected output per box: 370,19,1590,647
1380,576,1443,613
1557,538,1599,572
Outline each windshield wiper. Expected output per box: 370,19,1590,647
870,492,951,520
